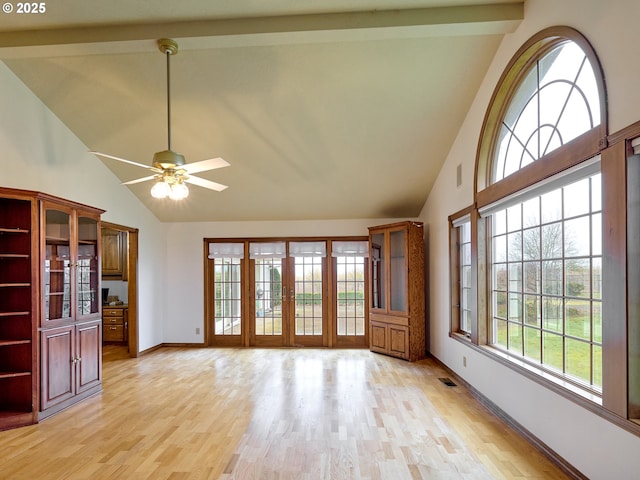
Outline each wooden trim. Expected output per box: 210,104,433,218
601,141,629,417
476,129,603,210
607,118,640,146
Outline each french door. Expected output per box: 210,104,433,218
249,241,327,347
206,238,368,348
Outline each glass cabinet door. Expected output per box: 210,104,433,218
44,208,72,322
371,232,386,310
389,228,407,313
77,215,99,318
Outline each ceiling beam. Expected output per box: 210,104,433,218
0,3,523,58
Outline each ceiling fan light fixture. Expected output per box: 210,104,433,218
169,180,189,200
150,179,171,199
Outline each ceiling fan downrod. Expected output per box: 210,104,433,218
154,38,185,169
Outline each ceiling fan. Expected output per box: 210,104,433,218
91,38,229,200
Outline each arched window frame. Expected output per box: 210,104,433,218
475,26,608,209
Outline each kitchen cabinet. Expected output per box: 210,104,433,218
103,306,127,343
101,227,127,280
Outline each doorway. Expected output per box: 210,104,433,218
101,222,139,357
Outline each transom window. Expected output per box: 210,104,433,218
494,41,601,181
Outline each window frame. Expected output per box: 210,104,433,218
449,206,474,339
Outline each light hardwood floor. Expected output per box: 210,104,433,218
0,346,570,479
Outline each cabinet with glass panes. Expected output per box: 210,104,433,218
0,187,104,430
368,221,425,361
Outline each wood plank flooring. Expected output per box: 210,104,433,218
0,346,569,479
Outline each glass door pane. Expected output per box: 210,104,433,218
371,233,385,310
44,208,72,322
254,257,284,341
389,229,407,312
336,256,366,336
294,256,323,337
77,216,99,318
213,258,242,336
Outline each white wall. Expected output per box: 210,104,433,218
419,0,640,478
162,218,401,343
0,61,166,351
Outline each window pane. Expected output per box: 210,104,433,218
541,190,562,223
522,227,540,260
494,263,507,291
565,258,590,298
508,232,522,261
542,260,562,295
543,332,563,372
509,322,523,354
524,294,541,327
524,326,541,362
564,178,590,218
523,197,540,227
541,222,563,259
523,261,540,293
494,234,507,263
495,319,508,348
565,337,591,384
564,217,590,257
213,258,242,336
542,297,563,332
565,298,590,341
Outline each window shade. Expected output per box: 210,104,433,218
289,241,327,257
249,242,286,259
208,242,245,259
331,240,369,257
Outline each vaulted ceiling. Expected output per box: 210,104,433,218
0,1,522,222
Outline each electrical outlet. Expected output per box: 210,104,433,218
463,356,467,367
196,327,200,335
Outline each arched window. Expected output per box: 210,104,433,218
474,27,607,392
493,40,601,181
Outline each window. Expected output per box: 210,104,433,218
449,211,472,337
487,170,602,389
493,40,601,182
466,27,609,400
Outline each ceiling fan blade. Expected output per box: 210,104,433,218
181,157,230,174
185,175,228,192
90,151,162,173
122,175,156,185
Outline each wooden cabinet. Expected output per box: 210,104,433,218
0,193,38,431
103,306,127,343
39,199,103,420
101,228,127,280
368,221,425,361
40,320,102,412
0,187,104,430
